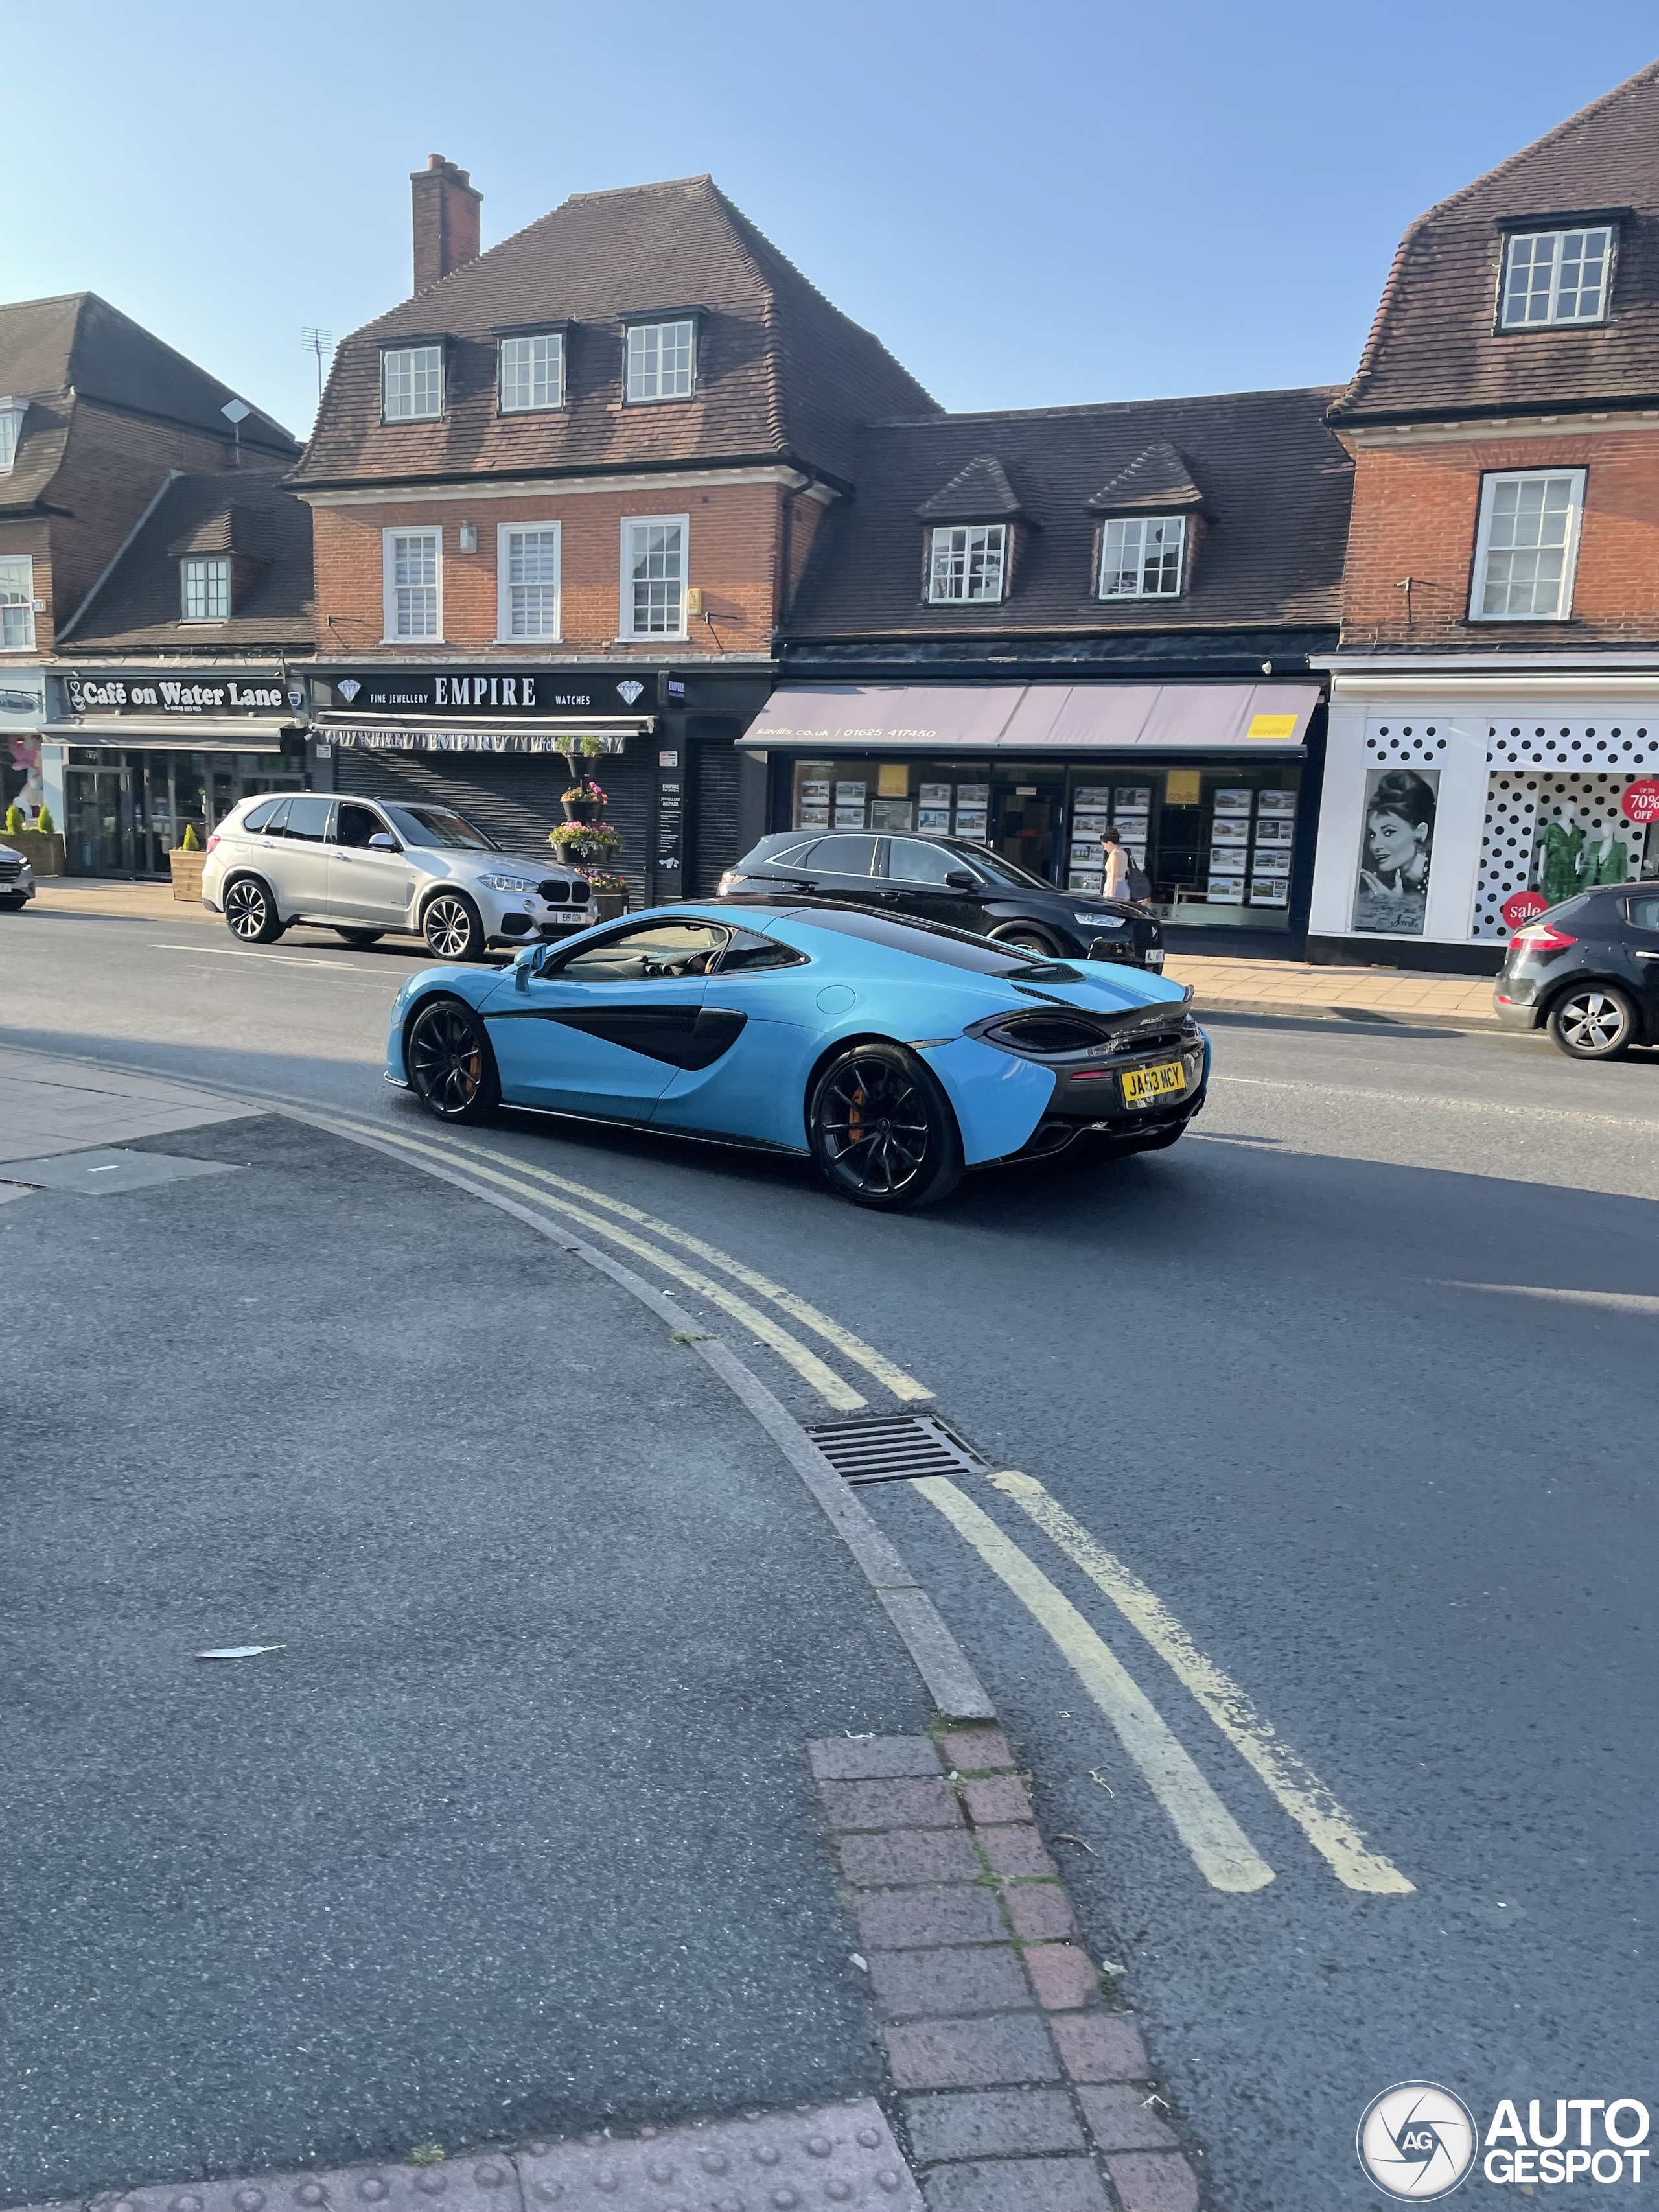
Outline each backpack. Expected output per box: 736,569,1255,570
1126,860,1152,902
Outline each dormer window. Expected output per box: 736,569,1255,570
625,319,695,402
1500,226,1613,327
499,331,564,412
1099,515,1187,599
382,343,444,421
0,397,25,475
928,524,1006,603
181,557,231,622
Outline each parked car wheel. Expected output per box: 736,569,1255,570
422,891,485,961
336,928,385,948
406,997,501,1121
808,1042,963,1211
988,925,1060,957
223,875,285,944
1547,982,1637,1060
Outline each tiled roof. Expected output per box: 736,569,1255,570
0,293,297,511
292,176,939,493
1086,441,1205,512
785,386,1351,640
1332,60,1659,423
63,470,314,651
916,455,1026,520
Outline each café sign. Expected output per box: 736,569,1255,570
65,673,288,716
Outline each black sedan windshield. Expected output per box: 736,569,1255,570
382,804,498,852
948,843,1049,889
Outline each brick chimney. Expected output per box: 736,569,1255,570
410,155,481,293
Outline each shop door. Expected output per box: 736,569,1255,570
992,778,1062,884
67,769,126,874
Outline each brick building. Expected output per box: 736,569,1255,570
1309,61,1659,966
0,292,297,835
292,159,934,907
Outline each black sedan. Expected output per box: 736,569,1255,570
716,829,1163,969
1493,887,1659,1058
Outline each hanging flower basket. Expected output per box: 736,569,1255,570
549,820,622,862
560,778,608,824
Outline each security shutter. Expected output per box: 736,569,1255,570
690,729,743,897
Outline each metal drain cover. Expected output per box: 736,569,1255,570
805,1413,989,1486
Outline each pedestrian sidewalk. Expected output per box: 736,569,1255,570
0,1045,261,1165
1167,953,1499,1029
27,877,216,924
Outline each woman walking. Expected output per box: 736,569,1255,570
1099,824,1132,902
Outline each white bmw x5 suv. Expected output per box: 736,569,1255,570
201,794,597,959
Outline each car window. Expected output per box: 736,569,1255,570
887,838,971,887
757,841,820,870
1626,896,1659,931
336,802,392,848
284,796,333,844
258,797,293,836
801,834,878,877
793,904,1077,976
959,844,1049,888
556,920,730,981
382,802,498,851
242,797,285,833
714,927,809,973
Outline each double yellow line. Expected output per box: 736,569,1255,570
301,1098,1411,1900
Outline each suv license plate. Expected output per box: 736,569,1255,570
1120,1059,1185,1107
548,909,590,924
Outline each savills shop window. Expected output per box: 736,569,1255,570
789,756,1301,929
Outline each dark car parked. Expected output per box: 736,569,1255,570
1493,889,1659,1058
717,830,1163,969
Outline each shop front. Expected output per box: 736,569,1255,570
1306,667,1659,969
737,679,1324,943
43,668,309,877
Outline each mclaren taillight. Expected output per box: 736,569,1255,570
1513,926,1577,953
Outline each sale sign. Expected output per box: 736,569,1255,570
1502,889,1549,928
1620,778,1659,824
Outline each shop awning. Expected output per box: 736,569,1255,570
736,681,1320,754
316,714,651,755
43,719,296,751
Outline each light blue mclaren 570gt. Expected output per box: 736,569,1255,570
385,898,1209,1210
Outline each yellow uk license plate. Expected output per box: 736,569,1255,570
1120,1059,1186,1107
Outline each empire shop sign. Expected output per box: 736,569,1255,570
316,669,679,718
64,673,293,715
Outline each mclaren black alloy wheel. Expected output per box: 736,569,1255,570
423,892,484,962
406,997,501,1123
1548,982,1637,1060
223,875,285,943
808,1042,963,1211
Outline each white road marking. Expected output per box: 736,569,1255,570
1443,1280,1659,1316
1214,1071,1656,1132
912,1475,1276,1894
990,1471,1413,1896
149,944,369,972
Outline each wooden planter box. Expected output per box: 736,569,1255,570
169,850,207,901
0,830,65,877
594,890,628,922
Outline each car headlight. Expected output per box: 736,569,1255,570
477,873,539,893
1074,911,1124,928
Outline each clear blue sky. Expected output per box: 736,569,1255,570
9,1,1656,442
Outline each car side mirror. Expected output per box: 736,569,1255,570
367,832,397,850
944,870,978,890
513,943,550,992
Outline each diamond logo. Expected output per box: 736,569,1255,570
337,678,361,703
616,679,644,706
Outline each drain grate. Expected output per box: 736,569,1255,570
804,1413,990,1487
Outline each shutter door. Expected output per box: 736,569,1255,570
690,734,743,898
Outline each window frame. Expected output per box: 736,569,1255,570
618,513,690,640
0,553,36,651
1496,225,1616,332
1468,467,1587,623
382,525,444,643
0,399,25,476
926,522,1008,605
497,330,566,414
1096,513,1188,601
380,343,445,424
495,520,563,643
180,555,232,623
623,318,698,404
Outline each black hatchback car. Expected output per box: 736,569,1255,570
717,829,1163,969
1493,887,1659,1058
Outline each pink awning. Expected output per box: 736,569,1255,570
738,680,1319,754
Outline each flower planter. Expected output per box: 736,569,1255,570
169,850,206,901
0,830,65,877
594,889,628,922
561,798,599,824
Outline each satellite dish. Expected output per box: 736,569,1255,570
221,398,251,424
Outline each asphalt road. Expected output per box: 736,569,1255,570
6,903,1659,2210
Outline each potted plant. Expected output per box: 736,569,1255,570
0,802,65,876
548,819,623,866
583,870,629,922
561,776,607,825
169,821,207,901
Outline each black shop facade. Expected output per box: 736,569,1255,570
739,672,1329,953
306,660,773,912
